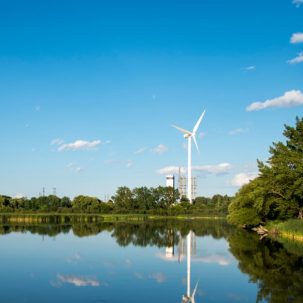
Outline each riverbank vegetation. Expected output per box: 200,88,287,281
228,117,303,230
0,186,232,217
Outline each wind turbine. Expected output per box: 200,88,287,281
172,110,206,203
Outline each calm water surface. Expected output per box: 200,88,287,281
0,218,302,303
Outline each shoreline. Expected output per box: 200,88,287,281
0,213,226,223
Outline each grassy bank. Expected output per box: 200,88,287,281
267,219,303,242
0,213,225,224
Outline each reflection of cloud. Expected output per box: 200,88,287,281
157,252,230,266
125,259,132,266
149,273,167,283
192,255,231,266
67,252,81,263
134,272,144,280
227,292,249,302
156,252,184,262
54,274,100,287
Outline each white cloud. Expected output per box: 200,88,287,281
231,172,258,187
67,163,84,173
152,144,168,154
293,0,303,7
246,90,303,111
126,160,133,168
134,147,147,155
198,131,206,139
228,128,248,136
58,140,101,151
56,275,100,287
157,163,231,175
192,163,232,175
14,193,25,199
245,66,256,71
51,138,64,145
156,166,186,175
288,52,303,64
290,32,303,44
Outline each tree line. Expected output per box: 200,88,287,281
0,186,232,216
228,117,303,227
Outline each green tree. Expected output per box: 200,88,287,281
112,187,133,211
72,195,101,213
228,117,303,226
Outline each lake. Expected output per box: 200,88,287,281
0,217,302,303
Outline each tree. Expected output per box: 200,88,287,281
132,187,155,210
228,117,303,226
112,187,133,211
72,195,101,213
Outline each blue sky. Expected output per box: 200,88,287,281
0,0,302,199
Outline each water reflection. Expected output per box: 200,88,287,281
0,217,303,302
182,231,199,303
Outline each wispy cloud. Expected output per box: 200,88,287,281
245,66,256,71
231,172,258,187
126,160,133,168
156,166,186,175
58,140,102,151
288,52,303,64
152,144,168,154
246,90,303,111
157,163,231,175
134,147,147,155
193,163,232,175
293,0,303,7
228,128,248,136
51,138,64,146
290,32,303,44
66,163,84,173
55,275,100,287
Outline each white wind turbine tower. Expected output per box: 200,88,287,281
172,110,206,203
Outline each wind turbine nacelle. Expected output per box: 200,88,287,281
184,134,190,138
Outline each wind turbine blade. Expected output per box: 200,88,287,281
192,135,199,153
172,125,192,136
192,280,199,299
192,110,206,135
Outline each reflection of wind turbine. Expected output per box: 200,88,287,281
172,110,206,203
182,231,199,303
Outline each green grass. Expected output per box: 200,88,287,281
0,213,226,224
267,219,303,235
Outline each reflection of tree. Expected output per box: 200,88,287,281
228,229,303,303
0,216,231,245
